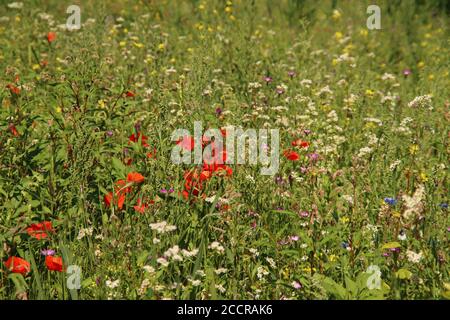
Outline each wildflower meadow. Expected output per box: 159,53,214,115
0,0,449,301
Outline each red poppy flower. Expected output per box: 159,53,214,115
176,135,195,151
27,221,53,240
4,256,30,275
183,169,205,196
292,139,310,148
133,198,155,214
129,133,150,148
127,172,145,184
213,165,233,176
284,150,300,161
6,84,20,95
125,90,135,97
104,180,131,209
45,255,64,272
47,32,56,43
8,123,19,136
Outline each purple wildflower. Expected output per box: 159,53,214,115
299,211,309,218
41,249,56,256
292,281,302,289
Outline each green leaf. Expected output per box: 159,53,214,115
381,242,401,250
8,273,28,294
111,157,126,177
137,250,149,266
396,268,412,280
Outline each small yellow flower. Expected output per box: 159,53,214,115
428,74,434,80
55,106,62,113
420,172,428,182
119,41,126,47
32,64,41,71
158,43,165,50
360,29,368,37
98,100,106,108
334,32,343,40
198,4,205,10
329,254,337,262
15,16,21,22
343,44,354,54
133,42,144,48
303,266,316,273
409,144,419,155
332,58,338,66
417,61,425,68
225,6,232,13
365,89,375,97
340,216,349,224
392,211,401,218
332,9,341,20
170,58,176,64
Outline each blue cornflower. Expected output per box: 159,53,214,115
384,197,397,206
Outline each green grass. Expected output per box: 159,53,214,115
0,0,449,299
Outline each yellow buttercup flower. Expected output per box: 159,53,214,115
340,216,349,224
365,89,375,97
409,144,419,155
420,172,428,182
98,100,106,108
332,9,341,20
334,32,343,40
392,211,401,218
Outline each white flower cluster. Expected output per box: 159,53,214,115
208,241,225,254
77,227,94,240
406,250,423,263
402,184,425,221
150,221,177,233
408,95,433,110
